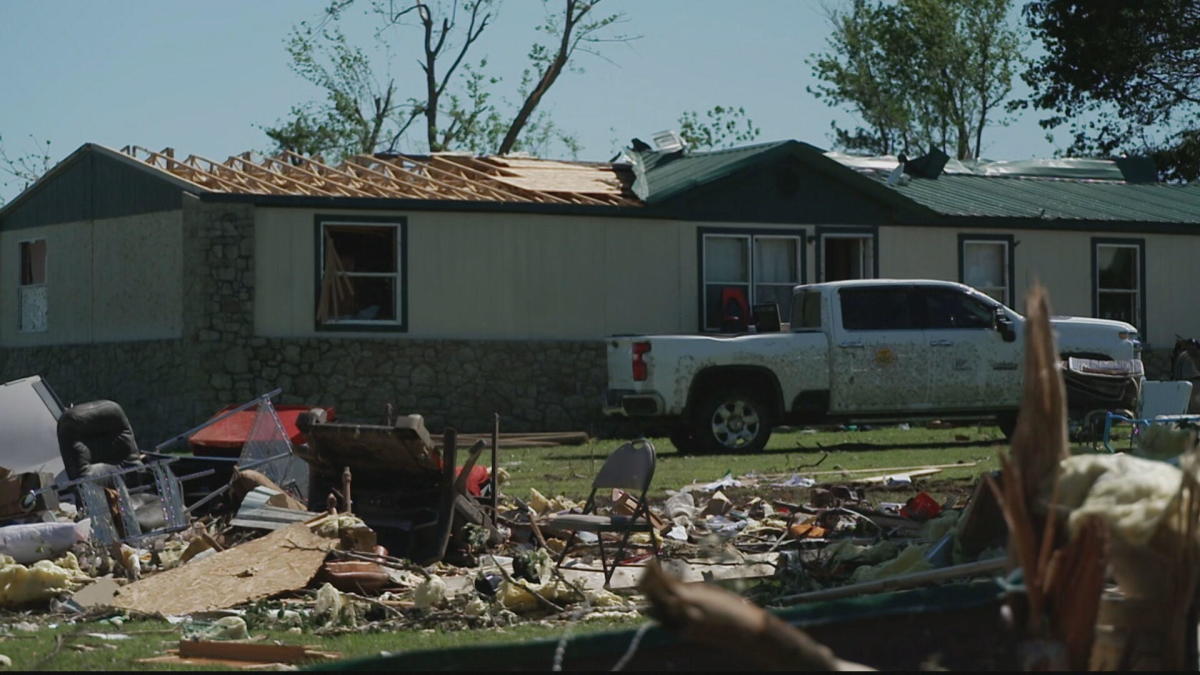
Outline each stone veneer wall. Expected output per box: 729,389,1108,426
0,197,610,444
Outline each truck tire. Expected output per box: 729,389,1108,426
692,389,773,452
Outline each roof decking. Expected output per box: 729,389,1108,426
119,145,639,207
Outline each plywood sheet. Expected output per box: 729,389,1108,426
112,523,333,615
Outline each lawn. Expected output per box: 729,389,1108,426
500,424,1006,501
0,424,1007,671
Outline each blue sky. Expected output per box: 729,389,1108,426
0,0,1063,202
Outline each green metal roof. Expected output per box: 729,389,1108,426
871,173,1200,223
631,140,798,203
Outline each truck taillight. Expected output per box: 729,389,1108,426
632,341,651,381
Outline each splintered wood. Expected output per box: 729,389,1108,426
986,284,1107,670
119,145,639,206
111,523,334,616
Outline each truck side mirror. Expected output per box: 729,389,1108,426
993,307,1016,342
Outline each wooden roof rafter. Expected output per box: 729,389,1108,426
224,152,332,197
342,155,458,200
273,151,391,198
180,153,297,196
348,155,490,202
255,155,369,198
117,143,643,206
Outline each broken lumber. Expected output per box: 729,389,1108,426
640,562,873,671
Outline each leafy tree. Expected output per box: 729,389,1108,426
677,106,761,151
0,135,54,205
263,0,629,160
808,0,1022,160
1020,0,1200,181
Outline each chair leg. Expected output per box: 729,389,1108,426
609,528,635,588
556,531,578,568
597,534,610,588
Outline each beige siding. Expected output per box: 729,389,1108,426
878,225,1200,344
0,211,184,346
255,208,811,339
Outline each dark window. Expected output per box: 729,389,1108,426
791,290,822,330
840,287,917,330
920,287,994,329
1095,242,1141,329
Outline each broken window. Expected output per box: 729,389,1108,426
18,239,47,333
1094,240,1143,332
701,231,803,331
960,237,1012,305
316,221,404,327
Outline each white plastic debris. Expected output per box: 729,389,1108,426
665,492,697,519
666,525,689,541
200,616,250,641
772,474,816,488
0,522,89,564
413,575,448,610
698,472,743,492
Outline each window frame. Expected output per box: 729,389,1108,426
815,226,879,282
696,227,806,333
313,214,408,333
1091,237,1145,337
17,237,47,334
957,234,1014,306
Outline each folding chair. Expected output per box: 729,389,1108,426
1103,380,1198,453
548,439,658,587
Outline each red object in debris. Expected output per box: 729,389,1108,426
900,492,942,521
188,405,336,458
455,465,491,497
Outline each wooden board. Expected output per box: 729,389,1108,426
112,523,334,616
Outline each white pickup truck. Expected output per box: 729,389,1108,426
603,279,1141,452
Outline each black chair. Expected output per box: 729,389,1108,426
547,439,658,587
57,400,141,481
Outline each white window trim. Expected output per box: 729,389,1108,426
17,237,47,334
961,238,1011,306
701,232,803,331
819,232,875,282
318,220,404,326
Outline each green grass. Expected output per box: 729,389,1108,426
501,425,1005,502
0,615,643,671
1,424,1006,671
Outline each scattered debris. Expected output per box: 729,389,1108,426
111,522,336,615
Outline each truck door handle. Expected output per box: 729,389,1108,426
838,341,864,349
929,339,954,347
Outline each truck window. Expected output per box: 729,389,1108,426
840,288,917,330
920,287,994,329
791,291,822,330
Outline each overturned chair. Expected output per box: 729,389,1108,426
56,400,188,543
549,438,659,587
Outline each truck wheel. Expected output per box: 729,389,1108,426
693,389,772,452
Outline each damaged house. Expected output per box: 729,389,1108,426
2,139,1200,440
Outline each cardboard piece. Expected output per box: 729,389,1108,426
71,576,122,608
111,523,334,616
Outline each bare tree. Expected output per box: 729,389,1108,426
0,135,54,204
